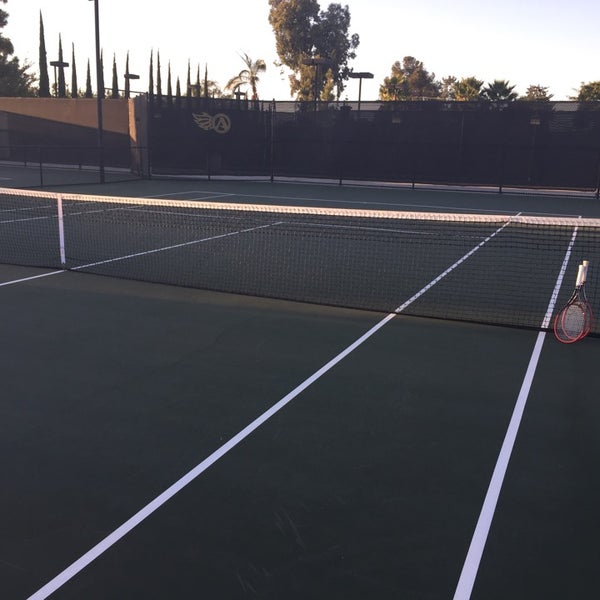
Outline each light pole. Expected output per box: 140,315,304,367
348,71,373,112
124,73,140,98
49,60,69,97
302,57,329,110
89,0,104,182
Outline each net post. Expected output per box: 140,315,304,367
56,193,66,266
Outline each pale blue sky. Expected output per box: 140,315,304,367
5,0,600,101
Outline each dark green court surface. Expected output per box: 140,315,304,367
1,265,599,600
1,178,599,599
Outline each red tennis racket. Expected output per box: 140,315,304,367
554,261,593,344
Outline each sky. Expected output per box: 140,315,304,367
4,0,600,101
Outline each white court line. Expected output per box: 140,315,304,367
0,270,66,287
156,187,577,217
452,223,580,600
147,191,235,201
27,216,514,600
70,222,277,270
0,222,278,287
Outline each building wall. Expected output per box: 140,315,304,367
0,97,129,134
0,97,146,171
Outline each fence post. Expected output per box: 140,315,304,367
39,146,44,187
595,149,600,200
498,144,505,194
270,100,275,183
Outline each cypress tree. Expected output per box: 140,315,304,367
111,53,119,98
85,59,93,98
156,50,162,98
124,51,130,98
99,50,105,98
185,59,191,107
70,43,78,98
166,61,173,108
38,12,50,97
148,50,154,101
57,35,67,98
175,77,182,110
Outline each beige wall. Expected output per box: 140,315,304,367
0,97,130,134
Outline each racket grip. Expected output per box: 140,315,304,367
576,264,585,287
582,260,589,283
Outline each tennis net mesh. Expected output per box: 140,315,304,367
1,186,599,334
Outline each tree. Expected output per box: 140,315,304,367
201,65,221,98
186,60,191,96
453,76,483,101
38,12,50,97
166,61,173,108
111,53,119,98
379,57,440,100
481,79,517,102
313,3,359,97
70,43,78,98
268,0,359,101
124,51,131,98
55,35,67,97
269,0,319,67
0,56,35,96
0,1,35,96
225,52,266,100
0,0,13,56
98,50,105,98
522,84,553,101
175,77,182,110
148,50,154,101
572,81,600,101
84,59,93,98
440,76,457,100
190,64,219,98
192,64,200,97
156,50,162,98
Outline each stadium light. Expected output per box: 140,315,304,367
88,0,104,182
348,71,374,112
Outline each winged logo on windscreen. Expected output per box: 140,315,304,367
192,112,231,134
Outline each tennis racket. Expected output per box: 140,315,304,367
554,260,593,344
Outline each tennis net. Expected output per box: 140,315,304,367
1,186,598,334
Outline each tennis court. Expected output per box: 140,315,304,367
2,178,600,599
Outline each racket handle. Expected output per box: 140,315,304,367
576,264,585,287
582,260,589,283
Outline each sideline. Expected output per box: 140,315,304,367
452,223,580,599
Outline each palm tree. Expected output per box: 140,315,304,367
225,52,266,100
481,79,518,102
